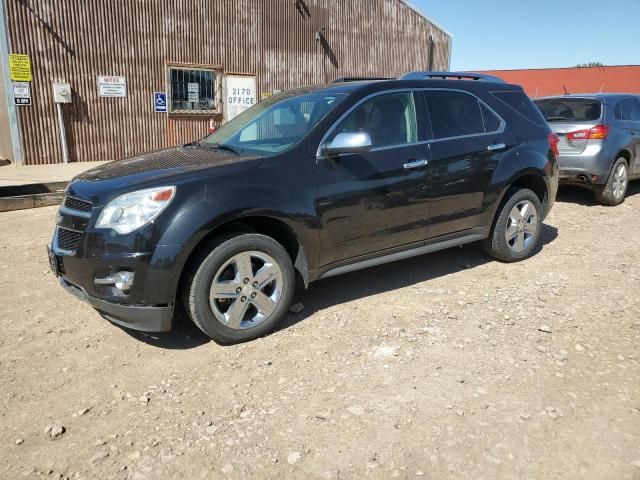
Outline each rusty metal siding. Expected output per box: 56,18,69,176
5,0,450,165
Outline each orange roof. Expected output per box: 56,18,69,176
479,65,640,98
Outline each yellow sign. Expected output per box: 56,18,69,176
9,54,32,82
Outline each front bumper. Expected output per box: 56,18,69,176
60,277,173,332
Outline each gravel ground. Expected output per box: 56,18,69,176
1,185,639,480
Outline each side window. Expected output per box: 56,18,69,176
620,98,640,121
424,91,485,139
492,91,547,126
168,66,220,115
329,92,418,149
481,103,502,132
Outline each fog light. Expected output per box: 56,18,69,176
94,271,134,293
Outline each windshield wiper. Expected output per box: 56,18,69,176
209,143,241,155
545,116,571,122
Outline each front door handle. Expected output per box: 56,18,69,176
403,159,429,170
487,143,507,152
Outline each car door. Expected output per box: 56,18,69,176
422,89,515,239
620,97,640,175
316,90,431,266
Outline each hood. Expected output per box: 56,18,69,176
74,146,259,182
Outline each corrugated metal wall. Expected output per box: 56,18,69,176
5,0,450,165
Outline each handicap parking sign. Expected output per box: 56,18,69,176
154,92,167,113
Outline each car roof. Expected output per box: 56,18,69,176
283,78,523,98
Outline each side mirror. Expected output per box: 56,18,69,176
323,132,372,156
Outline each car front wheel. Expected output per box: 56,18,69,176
185,233,295,344
484,188,543,262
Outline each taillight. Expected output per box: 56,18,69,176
566,124,609,141
548,132,560,158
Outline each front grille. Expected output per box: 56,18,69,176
57,227,82,251
64,195,92,213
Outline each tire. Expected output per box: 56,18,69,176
595,158,629,206
484,188,543,263
185,233,295,345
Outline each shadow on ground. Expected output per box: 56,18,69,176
556,180,640,206
279,223,558,332
123,224,558,349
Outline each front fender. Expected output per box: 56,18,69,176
151,156,319,300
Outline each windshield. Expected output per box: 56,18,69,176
534,98,602,123
201,91,347,155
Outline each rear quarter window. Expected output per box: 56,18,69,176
493,91,547,127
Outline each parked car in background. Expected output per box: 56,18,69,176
49,72,558,344
534,94,640,205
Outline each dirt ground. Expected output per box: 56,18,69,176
1,185,639,480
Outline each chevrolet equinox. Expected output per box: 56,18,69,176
49,72,559,344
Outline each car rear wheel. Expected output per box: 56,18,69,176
595,158,628,206
484,188,543,262
185,233,295,344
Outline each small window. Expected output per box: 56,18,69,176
494,91,547,126
425,91,485,139
329,92,418,149
481,103,502,132
620,98,640,121
168,66,219,114
615,102,623,120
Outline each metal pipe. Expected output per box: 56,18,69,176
56,103,69,164
0,0,24,165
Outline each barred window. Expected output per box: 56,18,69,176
169,66,219,114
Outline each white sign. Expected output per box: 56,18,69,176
98,76,126,98
13,82,31,106
187,82,199,103
224,75,256,121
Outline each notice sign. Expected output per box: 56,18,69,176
98,76,126,97
187,83,199,103
9,54,32,82
13,82,31,106
224,75,256,121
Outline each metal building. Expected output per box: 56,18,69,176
0,0,451,165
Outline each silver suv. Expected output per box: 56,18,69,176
534,94,640,205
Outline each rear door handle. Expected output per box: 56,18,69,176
487,143,507,152
403,159,428,170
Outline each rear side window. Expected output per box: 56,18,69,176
424,91,485,139
494,91,547,126
619,98,640,121
534,98,602,123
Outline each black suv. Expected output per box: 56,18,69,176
49,72,558,344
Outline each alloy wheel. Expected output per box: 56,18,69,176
505,200,538,253
209,251,283,329
612,163,628,200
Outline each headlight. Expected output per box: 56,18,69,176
96,186,176,234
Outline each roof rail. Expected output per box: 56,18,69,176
332,77,392,83
400,71,506,83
